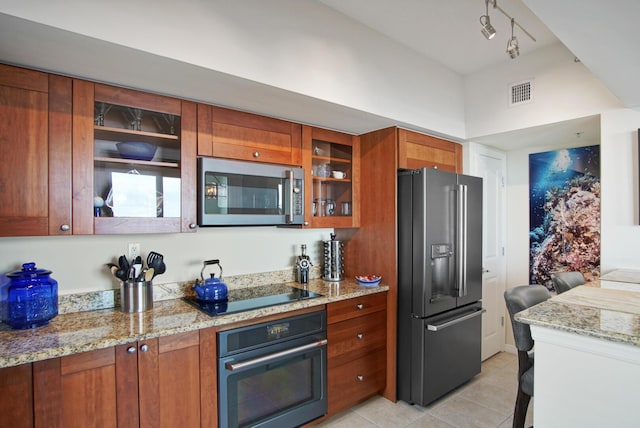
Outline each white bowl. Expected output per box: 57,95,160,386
355,274,382,287
332,171,345,179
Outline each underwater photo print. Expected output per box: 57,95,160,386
529,145,601,288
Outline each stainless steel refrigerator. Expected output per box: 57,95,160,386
397,168,484,406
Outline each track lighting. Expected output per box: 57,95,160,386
480,0,496,40
506,18,519,59
480,0,536,59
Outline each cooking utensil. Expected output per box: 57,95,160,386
153,260,166,277
147,251,166,278
118,255,130,276
144,267,155,282
147,251,163,266
107,263,127,281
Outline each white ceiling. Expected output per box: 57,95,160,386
318,0,561,76
315,0,639,150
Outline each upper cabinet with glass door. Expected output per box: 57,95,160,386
302,126,360,228
72,82,197,234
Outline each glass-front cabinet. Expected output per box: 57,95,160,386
302,126,360,228
73,82,197,234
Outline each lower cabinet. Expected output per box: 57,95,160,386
0,364,33,428
326,292,387,416
0,328,217,428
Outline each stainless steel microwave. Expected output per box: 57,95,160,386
197,157,305,226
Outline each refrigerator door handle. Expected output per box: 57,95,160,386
427,308,486,331
456,183,468,297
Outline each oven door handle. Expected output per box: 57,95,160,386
225,339,327,371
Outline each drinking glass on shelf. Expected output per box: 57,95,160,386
94,103,112,126
163,114,176,135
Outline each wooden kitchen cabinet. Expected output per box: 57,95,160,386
28,328,217,428
397,128,462,172
197,104,302,166
0,64,73,237
326,292,387,416
302,126,360,228
0,364,34,427
72,81,197,234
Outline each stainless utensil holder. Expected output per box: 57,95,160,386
121,280,153,312
322,237,345,281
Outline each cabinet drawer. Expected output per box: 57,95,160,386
327,349,386,415
327,292,387,324
328,311,386,366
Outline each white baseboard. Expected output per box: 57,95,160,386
503,344,517,354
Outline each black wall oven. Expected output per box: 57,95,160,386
218,310,327,427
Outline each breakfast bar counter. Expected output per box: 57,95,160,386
515,271,640,427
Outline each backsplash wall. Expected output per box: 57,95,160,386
0,227,333,294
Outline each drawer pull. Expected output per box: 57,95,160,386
357,375,364,382
127,346,136,354
253,151,260,158
60,224,70,232
356,303,364,310
357,333,364,340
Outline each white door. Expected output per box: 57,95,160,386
468,144,507,360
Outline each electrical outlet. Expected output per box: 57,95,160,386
128,243,141,261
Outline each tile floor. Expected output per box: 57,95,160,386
317,351,534,428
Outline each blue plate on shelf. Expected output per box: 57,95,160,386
355,275,382,287
116,142,157,161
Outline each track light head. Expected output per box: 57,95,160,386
480,15,496,40
506,37,519,58
480,0,496,40
506,18,519,59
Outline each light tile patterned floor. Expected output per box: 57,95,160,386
317,352,534,428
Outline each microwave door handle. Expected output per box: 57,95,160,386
285,169,294,224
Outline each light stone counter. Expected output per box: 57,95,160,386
515,279,640,347
514,275,640,427
0,278,388,368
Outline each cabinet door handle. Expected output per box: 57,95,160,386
356,333,364,340
356,303,364,310
127,346,136,354
357,375,364,382
253,151,260,158
140,344,149,352
60,224,70,232
189,223,197,229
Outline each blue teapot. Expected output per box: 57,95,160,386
193,259,228,302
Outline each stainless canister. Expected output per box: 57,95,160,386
121,280,153,312
322,233,344,281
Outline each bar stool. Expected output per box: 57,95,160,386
552,271,586,294
504,284,551,428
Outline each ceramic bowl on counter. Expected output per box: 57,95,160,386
355,274,382,287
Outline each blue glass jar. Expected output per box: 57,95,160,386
1,262,59,329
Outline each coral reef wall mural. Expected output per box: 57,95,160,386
529,145,601,289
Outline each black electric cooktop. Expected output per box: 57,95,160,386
183,283,323,316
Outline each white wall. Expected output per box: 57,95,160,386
0,227,332,294
464,43,621,139
600,109,640,271
0,0,466,138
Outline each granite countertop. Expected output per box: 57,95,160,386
0,278,388,368
515,278,640,347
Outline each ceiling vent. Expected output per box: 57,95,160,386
509,79,533,106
